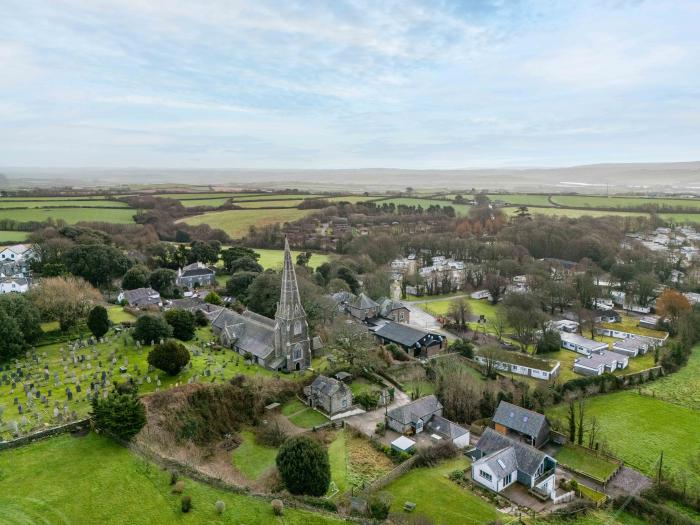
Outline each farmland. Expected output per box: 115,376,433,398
0,231,29,243
234,199,305,208
503,206,648,220
547,391,700,491
487,193,553,206
0,199,130,208
551,194,700,210
641,344,700,410
372,197,472,216
0,207,137,224
0,432,341,525
178,208,316,238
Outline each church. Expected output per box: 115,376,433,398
211,238,313,371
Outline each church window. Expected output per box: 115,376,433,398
294,320,302,335
293,344,302,360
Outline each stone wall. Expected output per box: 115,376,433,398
0,418,90,451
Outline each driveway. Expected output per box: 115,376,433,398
404,303,455,341
342,388,410,437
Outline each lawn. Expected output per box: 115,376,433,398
547,391,700,491
231,430,278,481
178,208,315,238
641,344,700,410
0,432,341,524
0,207,137,224
0,231,29,243
349,377,382,397
384,457,500,525
554,444,620,482
546,348,655,383
288,407,329,429
107,305,137,324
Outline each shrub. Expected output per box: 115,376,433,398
449,469,465,482
181,495,192,513
172,480,185,494
90,390,146,442
169,470,179,485
215,500,226,514
87,305,110,338
255,421,288,447
276,435,331,496
450,338,474,358
147,339,191,375
415,441,458,467
369,493,392,520
536,329,562,354
271,499,284,516
387,343,409,362
355,391,380,410
133,314,172,344
204,291,223,305
375,422,386,436
164,308,196,341
194,309,208,327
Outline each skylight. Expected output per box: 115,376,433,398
497,459,506,469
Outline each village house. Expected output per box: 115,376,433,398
386,395,469,447
471,428,557,500
303,375,353,416
473,347,560,381
346,293,380,320
492,401,550,449
175,262,216,289
612,335,650,357
371,320,446,358
377,297,410,323
573,350,629,376
595,324,668,347
0,244,34,263
118,287,162,308
0,276,29,294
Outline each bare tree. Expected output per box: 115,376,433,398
577,398,585,446
447,297,471,330
488,309,508,341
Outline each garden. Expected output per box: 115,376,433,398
554,443,621,483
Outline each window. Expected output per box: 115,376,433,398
292,344,302,360
341,399,347,407
503,473,512,485
479,470,492,482
399,312,405,322
294,320,302,335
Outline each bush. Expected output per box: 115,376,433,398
87,305,110,339
181,495,192,513
387,343,409,362
172,480,185,494
369,493,392,520
375,422,386,436
194,309,208,327
449,469,465,482
536,329,561,354
276,435,331,496
450,338,474,358
415,440,458,467
169,470,179,485
163,308,196,341
271,499,284,516
133,314,172,344
255,421,288,447
90,390,146,442
355,391,380,410
215,500,226,514
147,339,191,375
204,291,223,305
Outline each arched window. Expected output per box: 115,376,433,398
293,344,302,360
294,320,302,335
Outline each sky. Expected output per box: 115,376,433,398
1,0,699,169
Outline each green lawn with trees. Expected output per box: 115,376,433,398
0,432,341,524
231,430,278,480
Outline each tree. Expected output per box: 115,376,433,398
147,339,191,375
91,389,146,441
246,271,281,318
87,305,110,338
188,240,221,265
488,309,508,341
194,309,208,327
164,309,196,341
230,256,263,274
276,435,330,496
450,338,473,358
566,399,576,442
514,206,531,220
447,297,471,329
225,272,257,301
0,294,42,345
484,273,507,305
204,291,223,305
296,252,312,267
536,329,561,354
29,276,102,331
221,246,259,273
133,314,173,344
122,265,151,290
63,243,131,288
0,309,25,361
503,293,544,350
328,321,375,368
656,289,691,327
336,267,360,294
149,268,177,297
632,273,658,308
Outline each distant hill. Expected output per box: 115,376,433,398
0,173,8,186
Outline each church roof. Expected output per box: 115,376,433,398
213,308,275,360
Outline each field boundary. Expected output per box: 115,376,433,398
0,418,90,451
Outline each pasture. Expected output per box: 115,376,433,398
658,212,700,225
371,197,472,216
641,344,700,410
487,193,553,207
0,231,29,243
179,208,315,238
0,207,136,224
547,391,700,491
234,199,305,208
503,206,648,220
254,248,330,270
178,198,233,208
550,194,700,210
0,199,130,208
0,432,341,524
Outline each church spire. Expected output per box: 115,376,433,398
277,236,305,320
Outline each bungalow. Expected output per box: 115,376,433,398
386,395,443,434
612,335,650,357
573,350,629,376
470,290,492,300
473,347,560,381
176,262,216,289
547,319,579,333
372,321,446,358
592,309,620,324
119,287,162,308
471,428,557,500
304,375,353,416
560,332,608,356
492,401,550,449
639,315,660,330
595,324,668,347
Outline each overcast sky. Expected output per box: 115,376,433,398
1,0,699,169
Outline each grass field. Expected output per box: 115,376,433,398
254,248,330,270
658,212,700,225
231,430,278,481
384,457,500,525
324,195,381,203
178,198,232,208
0,207,137,224
233,194,320,202
547,391,700,490
179,208,315,238
107,305,137,324
0,231,29,243
488,193,553,207
234,199,305,208
551,195,700,210
0,432,341,524
0,199,130,208
372,197,472,216
503,206,648,220
554,444,620,481
641,344,700,410
154,192,265,200
280,398,329,429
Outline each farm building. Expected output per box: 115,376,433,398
560,332,608,356
492,401,550,449
473,347,560,381
573,351,629,376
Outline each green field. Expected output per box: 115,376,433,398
233,194,320,202
234,199,305,208
254,248,330,270
503,206,647,220
487,193,553,207
551,194,700,210
0,432,340,524
324,195,381,203
384,457,500,525
554,444,620,481
547,391,700,490
658,212,700,225
178,198,233,208
0,207,137,224
107,305,137,324
0,199,130,209
0,231,29,243
154,192,265,200
641,344,700,410
231,430,278,481
179,208,315,238
372,197,472,216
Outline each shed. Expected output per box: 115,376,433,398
391,436,416,453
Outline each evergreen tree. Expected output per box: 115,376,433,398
133,314,173,344
147,339,191,375
164,308,196,341
87,305,110,338
276,436,330,496
91,389,146,441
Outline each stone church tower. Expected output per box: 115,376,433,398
274,237,311,371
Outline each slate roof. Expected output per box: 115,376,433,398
425,414,468,439
476,428,551,477
212,308,275,360
377,297,408,317
374,321,442,348
474,445,518,479
574,350,627,370
307,375,349,398
560,331,608,350
387,395,442,425
123,287,161,306
350,293,379,310
179,262,215,278
613,336,647,351
492,401,547,439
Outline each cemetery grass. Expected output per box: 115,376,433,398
231,430,277,481
640,343,700,410
0,207,136,224
554,444,619,482
0,432,342,525
546,391,700,491
384,457,500,525
178,208,315,238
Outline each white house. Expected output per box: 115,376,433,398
474,348,560,381
0,277,29,294
560,332,608,356
470,290,492,300
573,351,629,376
612,335,650,357
0,244,34,263
595,326,668,347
